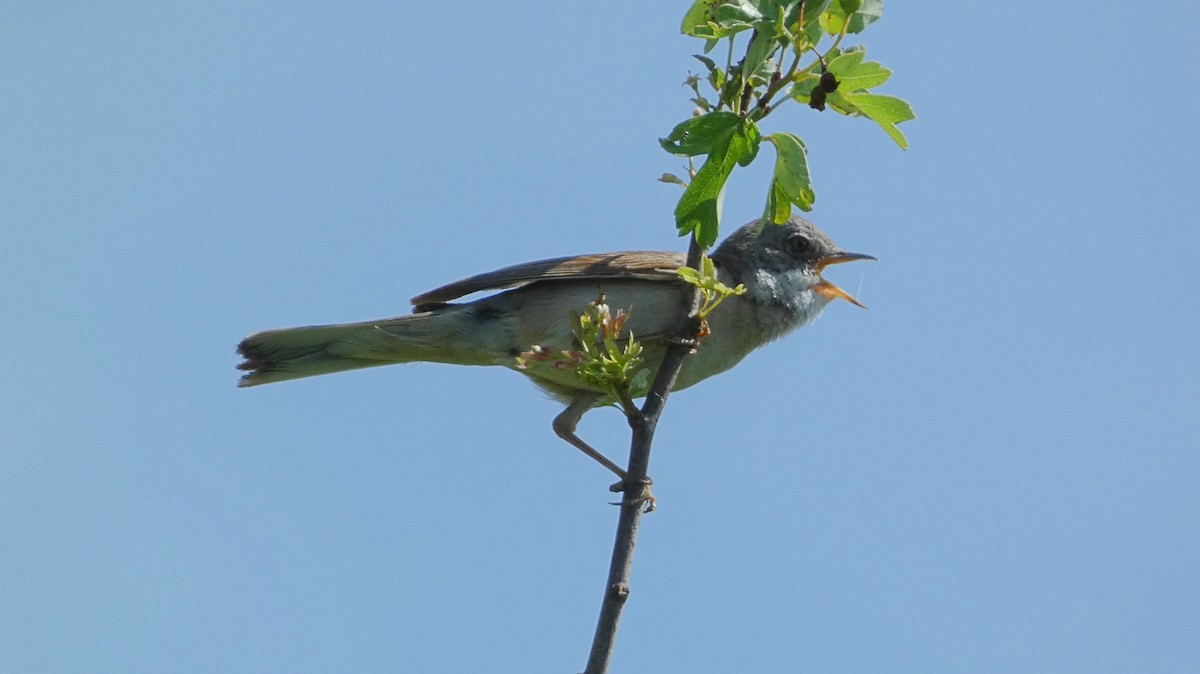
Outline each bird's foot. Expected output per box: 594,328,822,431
666,334,700,352
609,476,655,513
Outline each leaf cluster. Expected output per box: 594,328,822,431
663,0,913,247
676,254,746,321
515,294,648,410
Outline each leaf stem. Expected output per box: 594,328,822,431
725,35,735,79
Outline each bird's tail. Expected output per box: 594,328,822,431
236,310,492,387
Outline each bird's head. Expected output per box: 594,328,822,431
712,216,876,315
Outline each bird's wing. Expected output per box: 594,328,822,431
410,251,686,309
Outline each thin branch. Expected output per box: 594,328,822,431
582,236,704,674
750,49,801,121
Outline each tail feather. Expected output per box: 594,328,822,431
237,308,507,387
236,316,429,387
238,325,374,387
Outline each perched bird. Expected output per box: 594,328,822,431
237,216,874,477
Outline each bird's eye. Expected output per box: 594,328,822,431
786,234,812,256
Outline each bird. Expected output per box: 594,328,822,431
236,216,874,478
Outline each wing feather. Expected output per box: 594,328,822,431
410,251,686,309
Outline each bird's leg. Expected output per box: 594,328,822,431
552,393,626,479
553,394,656,512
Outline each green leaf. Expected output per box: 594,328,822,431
693,54,718,73
834,91,915,149
797,0,832,47
674,119,761,246
790,71,820,98
692,54,726,91
759,177,791,225
710,65,726,91
675,153,731,247
847,0,881,33
819,8,846,35
742,23,777,84
714,0,762,23
840,92,912,123
748,0,794,20
827,49,892,91
714,20,756,39
683,2,756,40
678,253,746,319
772,3,791,40
877,121,908,149
677,267,701,284
683,0,761,40
820,0,879,35
732,118,762,167
747,55,778,88
659,111,740,157
658,172,689,187
681,0,721,35
765,132,815,211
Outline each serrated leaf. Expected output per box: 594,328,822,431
827,50,892,91
659,111,740,157
765,132,815,211
675,154,729,247
837,91,915,149
675,120,760,246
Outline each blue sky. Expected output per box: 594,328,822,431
3,2,1198,672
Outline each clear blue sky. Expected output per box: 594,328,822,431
3,2,1198,672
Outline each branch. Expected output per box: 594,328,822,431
750,50,801,120
582,236,704,674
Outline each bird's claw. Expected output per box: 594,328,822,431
609,476,655,513
667,335,699,352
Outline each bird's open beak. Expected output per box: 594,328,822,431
813,251,876,308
